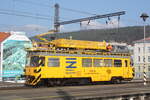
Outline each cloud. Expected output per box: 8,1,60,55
21,24,48,32
0,24,49,37
80,18,124,29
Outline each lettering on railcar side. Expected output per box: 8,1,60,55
66,58,77,74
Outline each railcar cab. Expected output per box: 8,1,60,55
25,55,45,85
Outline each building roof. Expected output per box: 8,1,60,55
133,37,150,43
0,32,11,42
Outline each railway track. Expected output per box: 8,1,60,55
0,80,146,90
0,79,147,90
0,83,150,100
0,82,150,100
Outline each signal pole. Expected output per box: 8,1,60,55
140,13,149,86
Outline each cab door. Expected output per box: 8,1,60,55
123,59,130,78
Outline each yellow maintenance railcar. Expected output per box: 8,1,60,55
24,39,134,86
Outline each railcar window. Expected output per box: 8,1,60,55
26,57,30,66
48,58,60,67
93,59,103,67
125,60,128,67
104,59,112,67
30,56,45,67
30,56,39,67
82,58,92,67
114,60,122,67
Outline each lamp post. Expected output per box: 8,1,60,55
140,13,149,85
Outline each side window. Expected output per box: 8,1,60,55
114,60,122,67
30,56,39,67
93,59,103,67
30,56,45,67
104,59,112,67
48,58,60,67
138,56,140,62
125,60,128,67
26,57,30,66
82,58,92,67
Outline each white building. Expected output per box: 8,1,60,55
0,31,32,81
0,32,10,81
133,37,150,79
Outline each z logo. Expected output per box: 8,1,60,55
66,58,77,68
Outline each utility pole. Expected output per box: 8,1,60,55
54,3,59,32
140,13,149,86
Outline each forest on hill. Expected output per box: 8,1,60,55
32,26,150,44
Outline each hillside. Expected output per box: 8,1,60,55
32,26,150,44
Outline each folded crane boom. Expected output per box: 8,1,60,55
51,39,108,50
32,39,112,52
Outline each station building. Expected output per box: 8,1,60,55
0,31,32,81
133,37,150,79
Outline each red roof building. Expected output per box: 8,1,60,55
0,32,11,43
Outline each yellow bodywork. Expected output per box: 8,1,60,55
25,39,133,86
35,30,56,42
51,39,107,50
25,54,134,85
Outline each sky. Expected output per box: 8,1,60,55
0,0,150,37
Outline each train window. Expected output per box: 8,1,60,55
104,59,112,67
48,58,60,67
93,59,103,67
125,60,128,67
30,56,45,67
26,57,30,66
82,58,92,67
114,60,122,67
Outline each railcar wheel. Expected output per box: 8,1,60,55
79,79,91,85
45,79,54,87
115,79,121,84
111,77,122,84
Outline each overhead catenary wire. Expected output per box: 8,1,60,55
0,8,51,18
0,9,53,21
11,0,114,24
2,1,143,32
60,7,97,16
13,0,51,8
0,9,138,30
11,0,142,26
13,0,98,16
10,0,96,23
0,8,67,24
